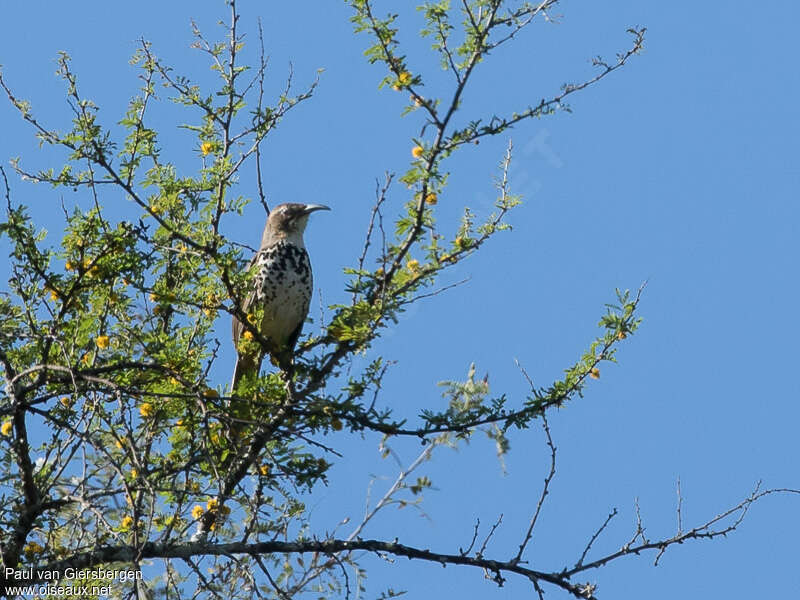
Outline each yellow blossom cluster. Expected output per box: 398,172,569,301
23,541,44,558
392,71,412,91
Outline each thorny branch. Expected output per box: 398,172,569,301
19,482,800,600
513,412,556,564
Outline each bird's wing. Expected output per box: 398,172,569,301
232,252,261,348
230,291,262,394
231,254,261,393
232,289,257,350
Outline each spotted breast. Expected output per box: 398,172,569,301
253,240,312,348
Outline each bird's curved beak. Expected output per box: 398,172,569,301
303,204,331,214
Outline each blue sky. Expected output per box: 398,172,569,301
1,2,798,598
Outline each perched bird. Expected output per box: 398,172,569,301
231,203,330,392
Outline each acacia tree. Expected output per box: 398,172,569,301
0,2,789,599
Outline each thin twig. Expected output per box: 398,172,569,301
513,413,556,564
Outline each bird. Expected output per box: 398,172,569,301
230,202,330,393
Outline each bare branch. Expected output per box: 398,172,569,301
512,413,557,564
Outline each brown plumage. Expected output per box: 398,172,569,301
230,203,330,393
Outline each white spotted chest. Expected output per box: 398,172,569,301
253,240,313,347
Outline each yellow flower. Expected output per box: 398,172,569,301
95,335,110,349
411,145,424,158
424,192,437,205
81,354,91,366
406,259,420,272
191,505,204,519
121,516,134,530
23,542,43,558
1,421,12,437
200,141,214,156
589,367,600,380
65,261,74,271
48,288,59,302
392,71,412,90
130,468,138,479
82,258,92,270
60,396,72,407
242,330,254,341
139,403,154,418
617,331,627,340
259,464,271,476
176,419,183,427
206,498,219,511
115,439,123,449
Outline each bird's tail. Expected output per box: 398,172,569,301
230,353,260,396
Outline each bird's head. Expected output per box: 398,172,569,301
263,203,330,247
